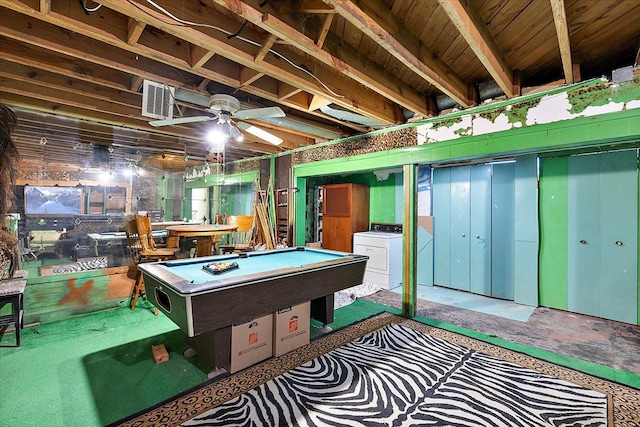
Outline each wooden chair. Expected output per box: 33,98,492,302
220,215,255,254
126,217,179,315
214,213,227,225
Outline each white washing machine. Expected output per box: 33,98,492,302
353,224,403,290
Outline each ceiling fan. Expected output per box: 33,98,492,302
149,94,286,145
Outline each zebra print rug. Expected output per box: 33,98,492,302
114,313,639,427
39,257,108,276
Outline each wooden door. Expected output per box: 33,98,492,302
322,216,351,252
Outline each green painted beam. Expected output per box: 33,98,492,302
402,164,417,319
293,109,640,179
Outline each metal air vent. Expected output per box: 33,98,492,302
142,80,174,120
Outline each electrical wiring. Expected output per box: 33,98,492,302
142,0,344,98
81,0,103,13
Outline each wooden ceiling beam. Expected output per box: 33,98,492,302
0,38,134,92
0,59,143,108
549,0,575,84
316,13,334,48
0,10,204,92
437,0,515,97
9,101,282,159
127,17,146,46
322,0,473,108
1,78,149,122
94,0,399,124
190,44,216,69
240,67,264,87
278,82,301,100
243,77,366,133
15,114,194,148
215,0,425,118
197,79,211,92
0,18,325,149
0,90,250,155
292,2,336,14
255,33,277,62
131,75,144,92
1,0,394,128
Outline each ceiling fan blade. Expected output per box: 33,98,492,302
237,122,283,145
234,106,285,120
149,116,213,127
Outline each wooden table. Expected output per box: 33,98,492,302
166,224,237,257
151,221,195,230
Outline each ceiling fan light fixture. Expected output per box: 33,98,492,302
229,126,244,142
243,125,283,145
206,126,226,145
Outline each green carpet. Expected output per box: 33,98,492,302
0,308,204,426
1,298,637,427
0,299,384,427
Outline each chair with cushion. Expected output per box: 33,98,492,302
126,217,179,315
219,214,255,254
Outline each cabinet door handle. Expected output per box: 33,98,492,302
476,235,480,239
579,239,587,245
615,240,623,246
461,233,466,237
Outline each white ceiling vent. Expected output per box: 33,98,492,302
141,80,174,120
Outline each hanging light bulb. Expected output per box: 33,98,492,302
229,125,244,142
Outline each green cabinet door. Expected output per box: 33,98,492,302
568,154,602,317
600,151,638,324
450,166,471,291
433,168,451,287
492,162,516,300
433,165,492,295
470,165,492,296
568,150,638,324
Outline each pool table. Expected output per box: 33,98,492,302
137,247,369,338
138,247,368,372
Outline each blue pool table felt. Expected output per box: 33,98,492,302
163,249,345,285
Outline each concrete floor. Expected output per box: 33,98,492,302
363,287,640,375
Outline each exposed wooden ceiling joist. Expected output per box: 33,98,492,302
0,0,636,171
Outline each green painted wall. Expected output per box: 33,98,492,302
182,171,258,221
220,182,254,216
160,174,182,221
533,157,569,308
293,109,640,248
370,175,400,224
332,172,399,225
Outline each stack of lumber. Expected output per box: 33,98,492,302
253,179,276,249
254,203,275,249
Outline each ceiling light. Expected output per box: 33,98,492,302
229,126,244,142
242,125,283,145
99,170,112,182
206,126,226,144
